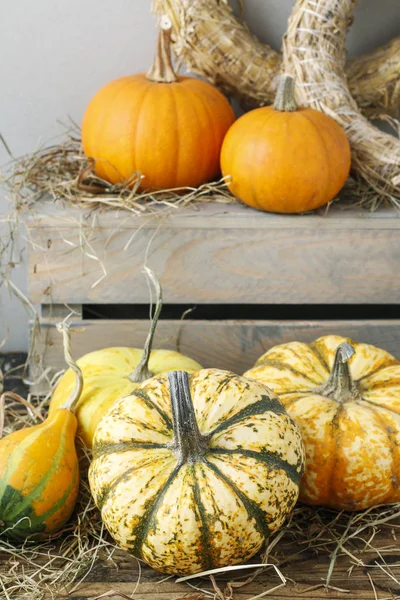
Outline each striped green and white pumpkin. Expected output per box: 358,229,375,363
89,369,305,575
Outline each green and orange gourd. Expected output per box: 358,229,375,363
82,16,235,191
0,324,82,541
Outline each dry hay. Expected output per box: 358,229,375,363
152,0,400,116
281,0,400,206
2,122,235,217
2,383,400,599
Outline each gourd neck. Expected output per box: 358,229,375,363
168,371,208,463
147,16,178,84
128,269,162,384
57,323,83,413
273,74,298,112
315,342,360,403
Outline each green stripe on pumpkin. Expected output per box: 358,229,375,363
204,459,271,539
132,464,182,558
252,358,322,386
209,396,286,437
191,463,216,571
210,448,303,484
92,440,169,460
132,389,173,430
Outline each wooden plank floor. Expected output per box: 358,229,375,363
23,528,399,599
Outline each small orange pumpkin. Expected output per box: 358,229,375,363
0,324,82,541
220,74,351,213
82,17,235,191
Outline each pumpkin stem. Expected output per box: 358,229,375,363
168,371,208,463
273,74,298,112
128,268,162,384
147,16,178,84
316,342,360,402
56,322,83,412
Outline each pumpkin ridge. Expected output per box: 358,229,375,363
132,388,173,429
132,463,182,559
253,358,322,386
170,85,181,185
356,402,400,495
252,109,278,211
209,397,286,437
308,342,331,373
192,85,220,182
209,448,302,484
326,405,345,506
191,463,216,571
360,395,400,416
96,462,154,512
282,391,313,410
92,440,168,460
356,360,400,383
204,458,271,539
298,111,331,204
131,82,154,183
356,396,400,420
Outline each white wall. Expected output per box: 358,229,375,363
1,0,399,351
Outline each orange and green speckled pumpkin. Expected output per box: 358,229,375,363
81,18,235,191
244,335,400,511
49,273,201,448
89,369,305,575
220,75,351,213
0,325,82,541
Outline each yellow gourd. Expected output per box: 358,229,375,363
50,270,202,448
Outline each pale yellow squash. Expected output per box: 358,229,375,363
89,369,305,575
50,272,201,448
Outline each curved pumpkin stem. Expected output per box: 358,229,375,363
128,268,162,384
56,322,83,412
274,74,298,112
316,342,360,403
147,15,178,84
168,370,208,462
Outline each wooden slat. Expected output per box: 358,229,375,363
25,201,400,305
30,319,400,393
24,199,400,230
3,532,398,599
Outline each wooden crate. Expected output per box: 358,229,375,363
26,200,400,382
24,199,400,599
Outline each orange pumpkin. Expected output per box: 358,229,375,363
220,74,351,213
82,17,235,191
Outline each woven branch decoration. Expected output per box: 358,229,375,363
152,0,400,117
282,0,400,204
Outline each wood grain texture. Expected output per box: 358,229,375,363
25,201,400,305
2,531,399,599
30,319,400,394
